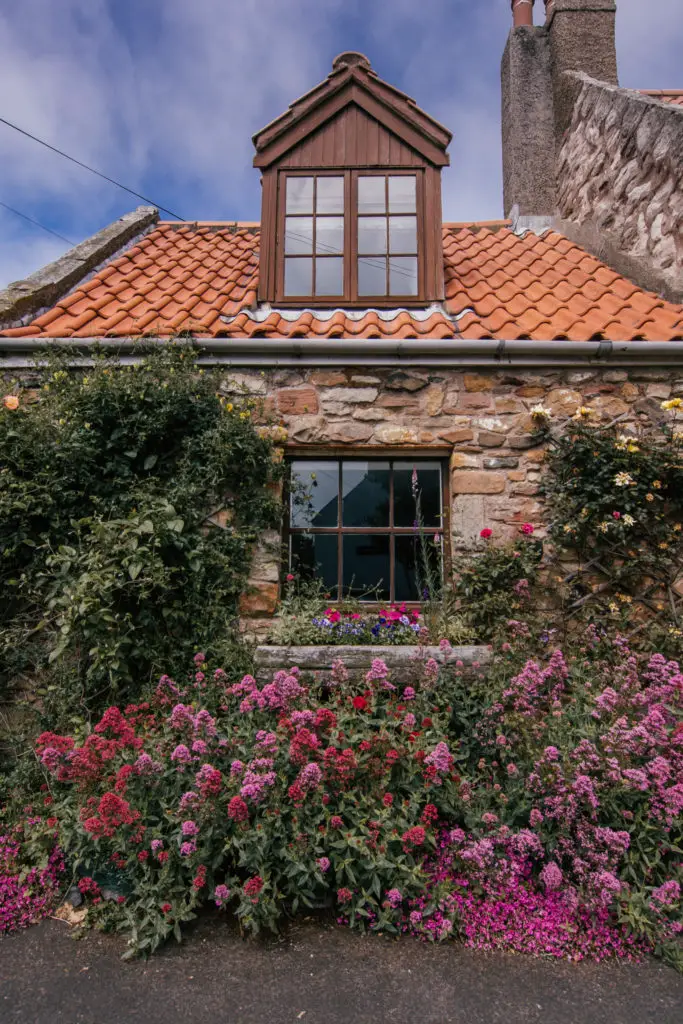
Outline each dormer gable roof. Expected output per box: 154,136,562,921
253,52,451,169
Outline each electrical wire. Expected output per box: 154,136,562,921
0,200,77,246
0,115,184,219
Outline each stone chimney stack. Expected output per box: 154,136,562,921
501,0,619,219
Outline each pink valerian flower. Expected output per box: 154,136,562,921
650,880,680,907
330,816,344,830
254,731,278,751
296,762,323,794
171,744,192,765
403,713,417,730
180,841,197,857
193,652,206,665
330,659,349,686
133,752,162,775
422,658,439,687
424,742,453,776
191,739,208,755
193,709,216,737
151,839,164,854
403,687,416,701
214,884,231,907
195,764,223,796
317,857,331,873
529,808,544,827
365,658,395,690
181,820,199,837
439,638,451,652
179,791,198,812
540,862,563,891
591,870,622,907
169,704,195,730
384,888,403,909
230,760,245,777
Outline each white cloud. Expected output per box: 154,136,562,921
0,0,681,289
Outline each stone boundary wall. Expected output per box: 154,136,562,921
233,363,683,635
556,74,683,304
254,645,491,684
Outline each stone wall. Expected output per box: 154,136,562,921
231,363,683,635
556,74,683,304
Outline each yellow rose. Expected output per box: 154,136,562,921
3,394,19,410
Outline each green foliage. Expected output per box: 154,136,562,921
0,347,282,735
452,538,543,641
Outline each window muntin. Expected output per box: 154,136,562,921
279,171,420,303
284,176,345,298
287,457,444,601
357,174,418,298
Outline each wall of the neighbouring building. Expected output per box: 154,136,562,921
230,364,683,636
556,75,683,305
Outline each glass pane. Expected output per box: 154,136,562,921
389,175,416,213
291,534,338,599
317,177,344,214
342,461,390,527
284,258,312,296
315,257,343,296
315,216,344,255
343,535,390,601
389,256,418,296
389,216,417,254
394,462,442,527
285,217,313,255
395,534,442,602
358,257,387,296
290,460,339,527
358,216,387,254
286,177,313,214
358,176,386,214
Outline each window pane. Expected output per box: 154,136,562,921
316,216,344,255
389,216,417,255
342,461,390,527
285,217,313,255
315,257,343,296
284,258,312,296
358,176,386,214
286,177,313,214
395,535,442,602
290,460,338,527
317,177,344,214
389,175,416,213
343,535,390,601
394,462,442,527
389,256,418,296
291,534,339,599
358,216,387,254
358,257,387,296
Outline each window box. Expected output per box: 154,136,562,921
254,644,491,685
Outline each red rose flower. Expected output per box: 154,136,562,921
352,696,368,711
480,528,493,539
520,523,535,535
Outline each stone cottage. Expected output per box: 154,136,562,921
1,0,682,633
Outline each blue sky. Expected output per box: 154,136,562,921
1,0,681,289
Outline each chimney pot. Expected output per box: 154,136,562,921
511,0,534,27
544,0,555,22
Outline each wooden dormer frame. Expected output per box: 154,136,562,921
253,53,452,307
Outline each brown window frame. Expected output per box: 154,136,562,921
283,452,450,604
275,168,426,307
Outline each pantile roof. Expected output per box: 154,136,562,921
2,221,683,342
639,90,683,108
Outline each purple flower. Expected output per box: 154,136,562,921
317,857,331,873
214,884,231,907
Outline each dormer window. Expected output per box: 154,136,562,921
254,52,451,308
281,171,420,301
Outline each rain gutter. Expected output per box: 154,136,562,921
1,337,683,369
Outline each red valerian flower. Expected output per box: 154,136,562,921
352,696,368,711
330,815,344,829
401,826,426,851
480,528,493,539
227,796,249,822
382,793,394,807
337,887,353,904
244,875,264,898
421,803,438,826
161,902,172,913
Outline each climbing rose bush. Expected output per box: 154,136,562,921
7,637,683,967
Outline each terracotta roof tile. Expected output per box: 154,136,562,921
639,90,683,108
3,221,683,341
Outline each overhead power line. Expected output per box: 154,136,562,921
0,116,184,220
0,200,77,247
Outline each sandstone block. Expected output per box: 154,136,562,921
310,371,348,386
590,395,631,418
450,452,480,469
546,388,583,417
373,424,419,444
516,386,546,398
452,471,505,495
495,398,523,414
620,382,640,400
277,387,319,415
322,387,378,404
385,371,428,392
325,423,374,443
484,457,519,469
438,429,474,443
463,373,492,392
423,385,445,417
352,408,386,421
239,582,279,617
478,431,507,448
507,434,540,450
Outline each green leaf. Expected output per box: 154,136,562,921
143,454,158,470
128,563,143,580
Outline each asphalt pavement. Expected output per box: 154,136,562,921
1,913,682,1024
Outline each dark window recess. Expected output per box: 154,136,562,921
287,458,445,602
